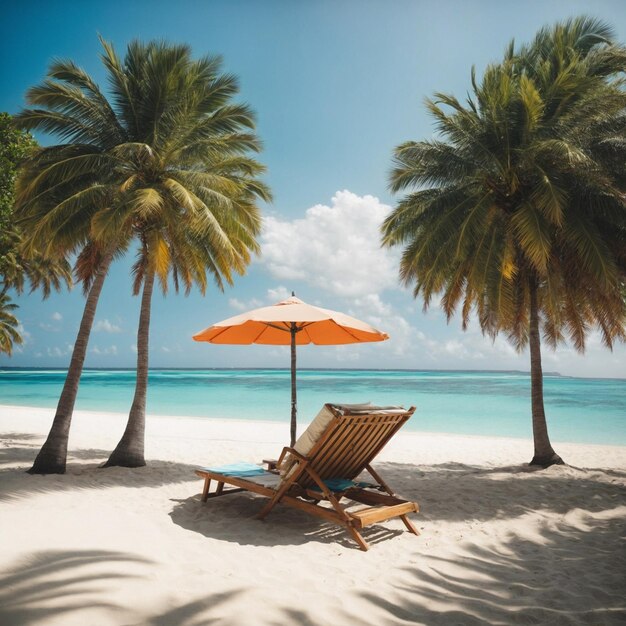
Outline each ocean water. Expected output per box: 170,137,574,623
0,368,624,445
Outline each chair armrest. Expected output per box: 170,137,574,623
262,458,278,471
275,446,307,470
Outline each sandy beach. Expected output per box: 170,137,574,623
0,404,625,626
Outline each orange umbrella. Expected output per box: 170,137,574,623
193,294,388,444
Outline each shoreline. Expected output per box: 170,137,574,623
2,403,625,467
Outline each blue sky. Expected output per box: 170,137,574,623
1,0,625,377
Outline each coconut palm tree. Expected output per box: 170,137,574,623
92,40,268,468
382,17,626,467
15,38,269,473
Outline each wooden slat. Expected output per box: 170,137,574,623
314,415,394,480
338,421,392,479
325,418,382,479
365,415,410,463
349,502,418,528
307,419,353,482
309,420,363,481
296,417,349,487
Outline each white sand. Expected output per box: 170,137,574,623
1,404,625,626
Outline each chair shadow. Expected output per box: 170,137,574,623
169,491,405,550
170,457,626,551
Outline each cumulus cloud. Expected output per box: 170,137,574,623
228,286,294,312
51,312,63,321
91,344,118,356
260,190,399,297
266,285,292,302
47,344,73,358
228,297,263,311
94,319,122,333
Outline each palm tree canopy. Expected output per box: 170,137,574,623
14,38,270,295
383,16,626,353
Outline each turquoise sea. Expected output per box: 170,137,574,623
0,368,625,445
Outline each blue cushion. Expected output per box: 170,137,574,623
319,478,372,492
201,462,265,477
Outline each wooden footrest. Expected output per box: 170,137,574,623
348,501,418,528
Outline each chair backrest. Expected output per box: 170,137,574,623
295,404,415,488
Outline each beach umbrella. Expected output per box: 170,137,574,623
192,294,389,445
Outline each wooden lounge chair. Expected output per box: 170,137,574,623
195,403,419,551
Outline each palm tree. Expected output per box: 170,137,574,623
382,17,626,467
91,40,267,468
14,39,268,473
0,293,21,355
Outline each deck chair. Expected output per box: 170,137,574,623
195,403,419,551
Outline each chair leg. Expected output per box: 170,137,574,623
257,495,280,520
400,514,420,535
201,477,211,502
348,525,370,551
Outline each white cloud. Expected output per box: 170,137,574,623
260,190,399,297
161,346,171,353
91,344,118,356
46,344,73,358
51,312,63,321
228,297,263,312
266,286,291,302
130,344,138,354
228,286,293,312
351,294,393,318
94,319,122,333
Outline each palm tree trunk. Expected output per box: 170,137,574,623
28,250,114,474
528,279,564,467
104,269,155,468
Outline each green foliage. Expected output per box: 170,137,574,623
0,112,72,355
0,292,21,356
0,112,37,282
14,38,271,297
383,16,626,354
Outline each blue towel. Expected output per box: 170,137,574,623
201,462,265,477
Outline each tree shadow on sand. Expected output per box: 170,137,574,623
356,516,626,625
0,432,47,466
0,436,199,502
0,550,151,626
375,461,626,523
0,549,249,626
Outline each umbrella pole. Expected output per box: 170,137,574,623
290,322,297,447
